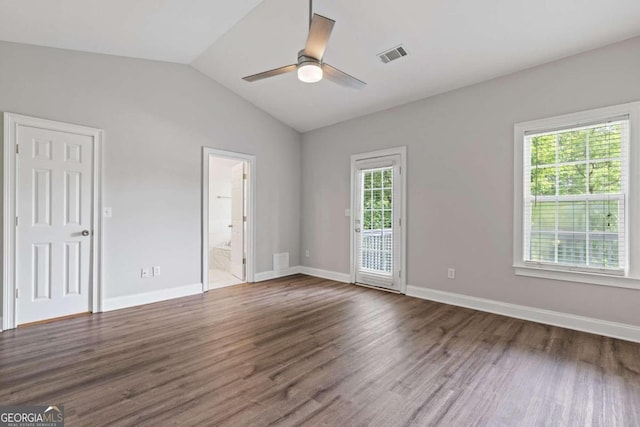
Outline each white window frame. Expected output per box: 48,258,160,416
514,101,640,290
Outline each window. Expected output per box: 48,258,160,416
525,119,628,273
514,102,640,288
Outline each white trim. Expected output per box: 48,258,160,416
299,266,351,283
252,266,351,283
2,113,104,330
202,148,256,292
513,101,640,289
254,266,301,282
93,123,105,314
406,285,640,344
514,265,640,290
2,113,10,331
350,146,407,293
102,283,202,312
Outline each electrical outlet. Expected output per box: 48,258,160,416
141,268,150,278
447,268,455,279
305,249,310,257
152,266,161,277
103,207,113,218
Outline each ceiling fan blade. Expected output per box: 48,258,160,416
322,64,366,89
304,14,335,60
242,64,297,82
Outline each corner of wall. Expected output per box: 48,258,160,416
0,112,4,320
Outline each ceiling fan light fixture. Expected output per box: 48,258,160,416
297,62,323,83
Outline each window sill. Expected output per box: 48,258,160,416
514,264,640,290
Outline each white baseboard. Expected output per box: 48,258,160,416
102,283,203,312
254,266,302,282
252,266,351,284
299,266,351,283
406,285,640,344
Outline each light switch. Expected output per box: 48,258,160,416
345,209,351,217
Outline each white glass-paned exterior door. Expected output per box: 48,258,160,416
355,155,401,290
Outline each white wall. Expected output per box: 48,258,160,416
208,157,241,249
3,35,640,329
0,41,301,307
0,113,3,319
301,36,640,327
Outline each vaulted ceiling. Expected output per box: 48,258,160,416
2,0,640,132
0,0,264,63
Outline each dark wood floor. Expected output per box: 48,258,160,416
1,275,639,426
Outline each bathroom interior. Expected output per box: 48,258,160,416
209,155,247,288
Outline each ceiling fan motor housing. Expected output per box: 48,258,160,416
297,49,320,67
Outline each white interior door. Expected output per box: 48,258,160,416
354,155,402,291
16,125,94,324
230,162,245,280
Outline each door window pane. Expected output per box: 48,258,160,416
383,189,392,209
363,171,372,189
372,171,382,188
359,166,394,274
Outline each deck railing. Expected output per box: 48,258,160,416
360,229,393,273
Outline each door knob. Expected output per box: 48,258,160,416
81,230,90,236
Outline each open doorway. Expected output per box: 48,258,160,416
202,148,255,291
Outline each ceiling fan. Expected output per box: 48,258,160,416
242,0,366,89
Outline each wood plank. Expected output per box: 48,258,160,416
0,274,639,426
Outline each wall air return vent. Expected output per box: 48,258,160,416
378,45,408,64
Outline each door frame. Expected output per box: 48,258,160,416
201,147,256,291
350,146,407,293
2,113,104,330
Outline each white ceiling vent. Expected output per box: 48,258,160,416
378,45,408,63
